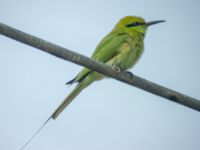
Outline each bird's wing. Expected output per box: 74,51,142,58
72,32,131,82
91,32,129,61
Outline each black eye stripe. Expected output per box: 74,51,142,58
126,22,144,27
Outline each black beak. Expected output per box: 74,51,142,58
146,20,166,27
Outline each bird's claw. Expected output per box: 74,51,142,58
124,71,134,77
113,66,121,73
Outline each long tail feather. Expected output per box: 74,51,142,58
52,77,94,119
19,117,52,150
20,76,94,150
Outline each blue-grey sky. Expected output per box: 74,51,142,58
0,0,200,150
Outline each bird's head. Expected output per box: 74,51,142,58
115,16,165,35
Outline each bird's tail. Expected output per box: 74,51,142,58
19,77,94,150
51,77,94,119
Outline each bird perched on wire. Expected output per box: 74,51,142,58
20,15,165,150
52,16,165,119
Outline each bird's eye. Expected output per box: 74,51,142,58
126,22,140,27
132,22,139,26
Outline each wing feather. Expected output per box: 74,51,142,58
70,32,131,83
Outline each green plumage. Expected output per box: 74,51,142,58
51,16,146,119
20,16,165,150
52,16,164,119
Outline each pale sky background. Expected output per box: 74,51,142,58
0,0,200,150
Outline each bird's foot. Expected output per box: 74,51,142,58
112,65,121,73
124,71,134,78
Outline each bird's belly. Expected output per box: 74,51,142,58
107,47,143,70
93,47,143,81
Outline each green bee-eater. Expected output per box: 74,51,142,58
52,16,165,119
20,16,164,150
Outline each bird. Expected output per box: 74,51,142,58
20,16,165,150
51,16,165,119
